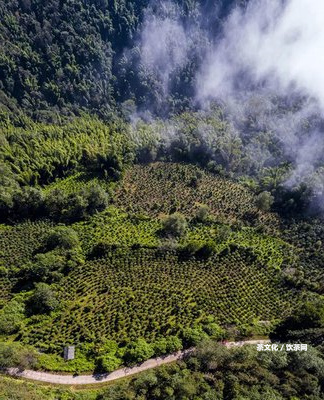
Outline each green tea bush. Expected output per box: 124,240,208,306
19,247,293,353
0,298,25,334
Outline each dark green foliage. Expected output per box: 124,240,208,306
85,184,110,215
182,239,217,259
165,336,183,353
0,0,239,120
27,283,59,315
195,240,217,258
274,183,312,217
98,342,324,400
282,220,324,294
97,354,122,373
0,162,22,219
0,0,140,117
182,240,203,256
124,338,155,365
45,227,79,251
21,252,66,284
271,297,324,345
182,327,209,347
195,203,210,222
94,340,123,373
153,336,183,357
0,342,38,371
12,187,45,219
255,191,274,211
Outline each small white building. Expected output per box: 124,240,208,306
64,346,75,361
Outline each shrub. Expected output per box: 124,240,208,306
216,225,231,243
153,336,183,356
153,337,168,356
161,213,188,237
46,227,80,250
13,187,45,219
27,283,59,315
90,242,113,258
166,336,183,353
0,299,25,335
196,241,217,258
97,354,122,373
195,204,210,222
0,342,38,371
182,240,202,256
203,322,225,340
22,252,66,284
256,191,274,211
183,240,217,258
124,339,155,364
182,328,209,347
83,183,109,215
45,184,109,223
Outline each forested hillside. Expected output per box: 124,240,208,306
0,0,239,119
1,0,324,399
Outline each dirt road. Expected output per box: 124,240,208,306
7,339,270,385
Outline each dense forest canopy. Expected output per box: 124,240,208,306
1,0,324,209
0,0,244,119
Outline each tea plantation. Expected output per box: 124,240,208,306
0,162,307,373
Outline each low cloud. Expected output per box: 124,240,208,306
132,0,324,201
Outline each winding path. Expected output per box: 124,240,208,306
7,339,270,385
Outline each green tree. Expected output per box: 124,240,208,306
97,354,122,373
27,283,59,315
255,191,274,211
182,327,209,346
271,298,324,345
124,338,154,364
83,183,109,215
46,227,80,250
161,213,188,237
22,252,66,284
166,336,183,353
0,343,38,371
195,204,210,222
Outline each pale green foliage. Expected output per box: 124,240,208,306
162,213,188,237
0,299,25,334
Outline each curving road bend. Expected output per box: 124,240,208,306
7,339,270,385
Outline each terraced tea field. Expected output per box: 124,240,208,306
42,172,113,195
20,247,293,352
0,221,54,306
115,162,280,229
0,162,305,371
